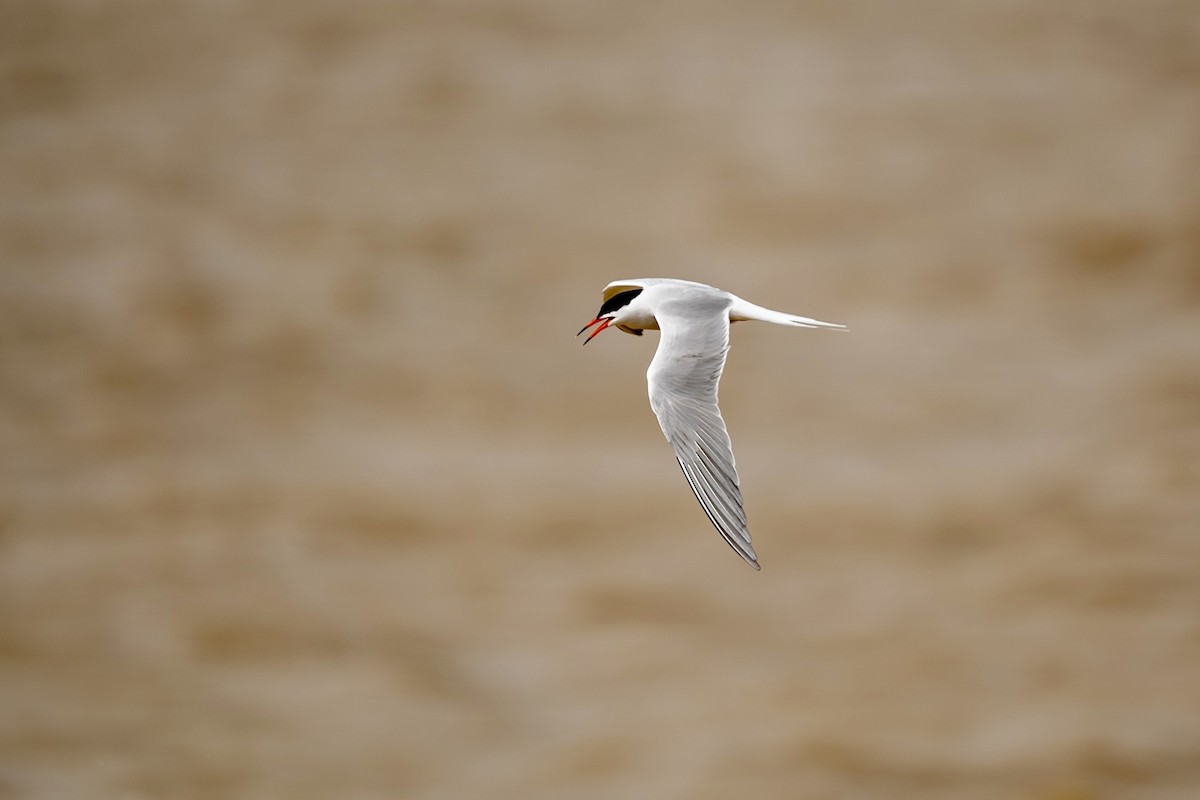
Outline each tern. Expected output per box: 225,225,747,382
578,278,845,570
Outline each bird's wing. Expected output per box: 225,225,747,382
647,295,758,569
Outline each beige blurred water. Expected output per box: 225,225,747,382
2,2,1200,798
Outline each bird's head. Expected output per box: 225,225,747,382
576,283,647,344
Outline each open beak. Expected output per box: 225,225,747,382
576,316,612,345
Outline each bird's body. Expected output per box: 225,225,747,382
578,278,845,570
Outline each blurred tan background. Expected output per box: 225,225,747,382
3,1,1200,798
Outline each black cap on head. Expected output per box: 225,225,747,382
596,288,643,317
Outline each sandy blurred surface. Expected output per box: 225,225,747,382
3,1,1200,798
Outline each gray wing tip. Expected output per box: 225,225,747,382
676,458,762,571
727,541,763,571
738,540,761,571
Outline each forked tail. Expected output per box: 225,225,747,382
729,297,847,330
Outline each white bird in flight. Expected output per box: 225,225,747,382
578,278,845,570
